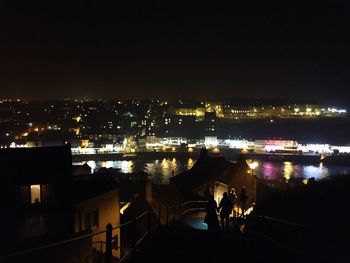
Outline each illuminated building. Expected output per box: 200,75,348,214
0,145,121,260
175,107,205,117
1,145,74,253
254,139,299,153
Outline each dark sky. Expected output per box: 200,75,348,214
1,1,350,104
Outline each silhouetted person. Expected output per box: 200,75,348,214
219,192,233,231
204,194,220,232
239,186,248,217
229,188,237,218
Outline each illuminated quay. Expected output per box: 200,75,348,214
68,138,349,156
6,137,350,156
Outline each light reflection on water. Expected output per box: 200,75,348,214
75,158,350,185
75,158,195,185
261,162,279,181
88,160,134,173
302,165,329,179
283,162,293,182
254,161,350,181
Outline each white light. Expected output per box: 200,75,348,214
120,202,131,214
246,160,259,170
227,139,249,149
265,145,284,152
204,136,218,148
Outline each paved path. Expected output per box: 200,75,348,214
126,221,248,263
125,215,307,263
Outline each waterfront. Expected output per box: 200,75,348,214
73,155,350,185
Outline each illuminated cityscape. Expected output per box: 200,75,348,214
1,1,350,262
1,98,348,151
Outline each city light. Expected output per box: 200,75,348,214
246,160,259,204
246,160,259,170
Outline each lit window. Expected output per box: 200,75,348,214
30,185,41,204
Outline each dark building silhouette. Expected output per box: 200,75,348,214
0,145,120,259
170,149,252,203
0,145,73,254
72,162,92,175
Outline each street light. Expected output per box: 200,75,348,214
246,160,259,205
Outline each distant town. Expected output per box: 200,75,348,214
1,98,349,154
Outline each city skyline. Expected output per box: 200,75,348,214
1,99,349,147
1,1,350,104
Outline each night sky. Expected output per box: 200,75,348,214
1,1,350,104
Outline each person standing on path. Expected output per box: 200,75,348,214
219,192,233,231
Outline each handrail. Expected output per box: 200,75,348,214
113,219,133,230
0,209,152,261
180,200,207,206
0,200,312,262
112,210,149,231
246,214,309,256
264,234,304,255
0,229,105,260
118,231,149,263
252,215,306,229
247,229,304,255
119,248,133,263
181,207,206,215
1,200,205,261
135,210,149,220
135,231,149,247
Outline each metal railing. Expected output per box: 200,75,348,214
117,210,153,263
0,209,156,263
0,200,208,263
156,200,207,226
180,200,207,215
1,234,97,262
245,214,310,256
3,200,280,263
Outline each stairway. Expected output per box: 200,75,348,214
125,219,307,263
126,220,251,263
